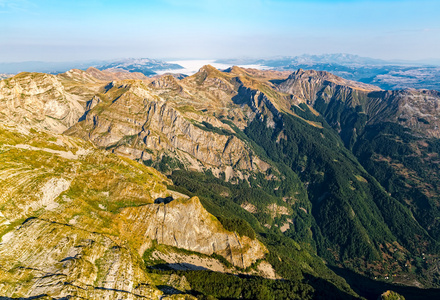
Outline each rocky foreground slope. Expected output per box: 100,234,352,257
0,128,267,299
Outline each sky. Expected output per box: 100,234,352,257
1,0,439,62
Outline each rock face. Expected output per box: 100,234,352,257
85,66,150,81
278,69,382,96
66,75,270,178
367,90,440,138
276,69,440,139
0,67,283,180
0,129,164,298
233,85,283,128
119,197,267,268
0,72,87,133
0,218,161,299
151,74,183,90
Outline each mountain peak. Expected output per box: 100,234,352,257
183,64,232,86
225,65,246,74
85,66,148,81
86,66,100,72
285,68,381,92
198,64,221,74
151,74,183,90
290,68,330,78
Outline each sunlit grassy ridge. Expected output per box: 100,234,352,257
0,126,173,297
0,126,168,230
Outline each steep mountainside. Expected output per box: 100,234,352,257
275,70,440,253
1,66,440,299
68,66,439,282
85,66,150,81
66,66,273,180
0,72,89,133
77,66,440,288
277,69,440,141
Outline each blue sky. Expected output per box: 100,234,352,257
1,0,439,62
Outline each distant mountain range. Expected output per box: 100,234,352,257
216,54,440,91
0,74,12,80
2,53,440,91
218,53,389,66
95,58,183,76
0,58,183,76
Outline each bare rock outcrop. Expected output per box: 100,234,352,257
119,196,267,269
277,69,440,138
67,81,268,177
277,69,381,103
367,90,440,138
0,72,86,133
0,218,162,299
86,66,149,81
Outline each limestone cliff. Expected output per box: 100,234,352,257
277,68,382,103
367,90,440,138
2,65,440,297
86,66,150,81
118,197,267,269
0,218,161,299
0,68,284,181
276,69,440,138
66,78,271,178
0,72,87,133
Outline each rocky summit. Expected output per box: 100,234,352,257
1,65,440,299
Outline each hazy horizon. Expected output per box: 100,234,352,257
1,0,439,63
1,53,440,65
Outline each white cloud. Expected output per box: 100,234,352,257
0,0,35,13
